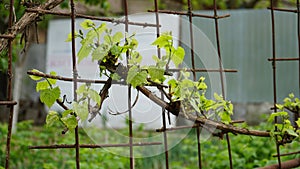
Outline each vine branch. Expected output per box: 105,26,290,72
0,0,64,52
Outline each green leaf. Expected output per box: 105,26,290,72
296,118,300,127
48,71,57,85
275,104,284,110
110,45,121,56
168,79,177,88
92,45,109,62
148,66,165,82
289,93,295,99
62,109,73,117
73,101,89,121
65,31,79,42
112,32,124,43
197,81,207,90
111,73,121,81
171,46,185,67
104,34,112,44
268,111,288,122
151,32,172,48
88,89,101,105
218,111,231,124
181,79,195,88
80,19,95,30
29,69,43,81
40,87,61,108
214,93,223,101
78,44,93,63
283,97,291,103
285,129,298,137
190,99,201,113
36,80,50,92
45,111,60,128
126,66,148,88
76,84,87,95
61,115,77,130
228,103,233,113
78,23,107,63
129,38,138,49
152,55,160,63
129,51,142,65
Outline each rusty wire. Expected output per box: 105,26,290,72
148,0,236,168
266,0,300,167
3,0,17,167
152,0,170,168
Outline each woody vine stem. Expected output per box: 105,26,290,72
27,20,300,144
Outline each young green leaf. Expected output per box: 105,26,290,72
61,115,77,130
171,46,185,67
151,32,172,48
48,71,57,85
77,23,107,63
73,101,89,121
214,93,223,101
127,66,148,88
45,111,60,128
268,111,288,122
80,19,95,30
190,99,201,113
111,73,121,81
65,31,79,42
110,45,121,56
197,81,207,90
76,84,87,95
275,104,284,110
88,89,101,105
92,45,109,62
129,51,142,65
40,87,61,108
168,79,178,88
296,118,300,127
36,80,50,92
218,111,232,124
285,129,298,137
29,69,43,81
112,32,124,43
289,93,295,99
148,66,165,82
62,109,74,117
77,45,93,63
152,55,160,63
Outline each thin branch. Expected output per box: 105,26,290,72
0,0,64,52
184,113,270,137
88,78,112,122
27,70,108,84
273,150,300,157
258,158,300,169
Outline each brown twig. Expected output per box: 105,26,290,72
258,158,300,169
0,0,64,52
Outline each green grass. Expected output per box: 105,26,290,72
0,121,299,169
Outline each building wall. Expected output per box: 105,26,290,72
181,9,299,103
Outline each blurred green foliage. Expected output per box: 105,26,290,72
1,121,299,168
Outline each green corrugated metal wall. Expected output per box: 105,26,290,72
181,9,299,103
